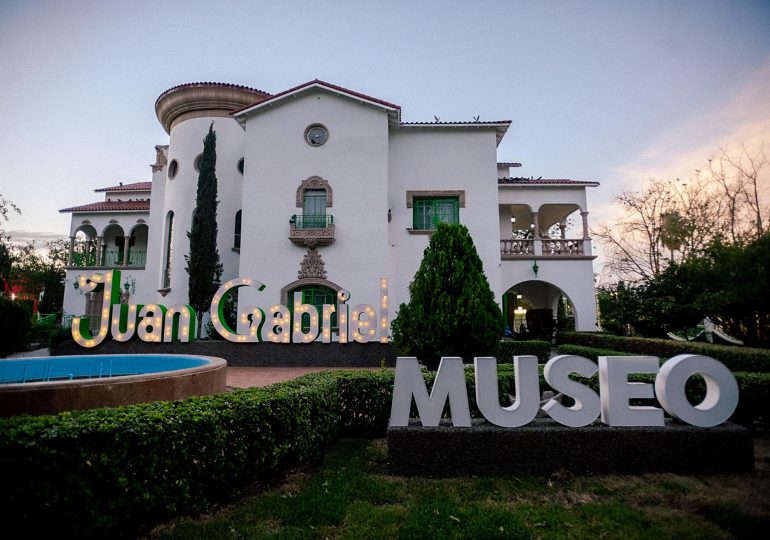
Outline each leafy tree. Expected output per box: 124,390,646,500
674,234,770,347
0,296,31,357
391,223,504,370
597,282,641,335
186,123,223,336
7,240,67,313
599,235,770,346
0,193,20,289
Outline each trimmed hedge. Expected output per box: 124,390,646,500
558,331,770,373
496,339,552,363
0,376,340,537
556,343,632,361
2,364,768,537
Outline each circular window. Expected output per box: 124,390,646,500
305,124,328,147
237,157,244,175
167,159,179,180
193,153,203,172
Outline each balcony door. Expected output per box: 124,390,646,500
302,190,327,229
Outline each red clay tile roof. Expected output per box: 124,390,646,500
94,181,152,192
231,79,401,116
401,120,512,126
498,177,599,186
59,201,151,213
156,82,271,107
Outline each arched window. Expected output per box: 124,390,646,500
162,211,174,289
234,210,242,250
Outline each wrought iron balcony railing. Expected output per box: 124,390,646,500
289,214,335,246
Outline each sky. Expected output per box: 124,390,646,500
1,0,769,249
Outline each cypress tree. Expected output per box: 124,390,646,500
392,222,504,370
186,123,223,337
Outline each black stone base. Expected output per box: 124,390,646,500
52,340,397,368
387,418,755,476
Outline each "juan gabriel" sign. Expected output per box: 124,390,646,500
71,269,389,347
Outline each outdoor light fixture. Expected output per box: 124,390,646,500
532,260,539,277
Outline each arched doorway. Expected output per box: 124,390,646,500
281,278,341,334
502,280,576,340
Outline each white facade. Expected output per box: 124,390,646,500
61,80,599,340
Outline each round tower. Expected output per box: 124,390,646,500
154,82,270,306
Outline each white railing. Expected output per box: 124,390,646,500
500,239,534,256
542,239,584,255
500,238,585,257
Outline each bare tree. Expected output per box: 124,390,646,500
707,143,768,242
596,176,724,283
598,142,768,284
594,179,678,282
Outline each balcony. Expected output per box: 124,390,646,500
289,214,335,246
500,239,588,259
68,249,146,268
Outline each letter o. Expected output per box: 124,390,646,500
655,354,739,427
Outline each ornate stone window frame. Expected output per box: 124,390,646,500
296,176,333,208
280,278,342,308
406,190,465,208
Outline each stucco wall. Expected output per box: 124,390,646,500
160,116,246,307
237,91,391,337
388,128,503,310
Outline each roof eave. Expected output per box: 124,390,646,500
398,121,511,146
498,182,600,188
232,81,401,127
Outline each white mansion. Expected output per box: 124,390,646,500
61,80,598,339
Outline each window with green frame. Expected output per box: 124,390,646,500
413,197,460,230
288,285,337,331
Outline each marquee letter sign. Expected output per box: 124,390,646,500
389,354,740,429
71,270,389,347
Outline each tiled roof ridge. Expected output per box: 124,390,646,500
156,82,272,105
59,200,151,213
231,79,401,115
94,181,152,192
402,120,512,125
498,177,598,185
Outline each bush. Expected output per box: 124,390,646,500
496,340,552,363
0,296,31,357
48,325,74,349
558,332,770,373
2,366,768,537
556,343,629,361
0,375,339,537
392,223,504,370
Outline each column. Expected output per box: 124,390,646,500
95,236,103,266
68,236,75,267
532,211,542,256
581,211,590,240
123,236,131,266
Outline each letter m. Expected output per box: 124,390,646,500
389,357,471,427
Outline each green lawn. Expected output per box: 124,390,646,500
148,437,770,539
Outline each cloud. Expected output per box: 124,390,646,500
613,55,770,192
591,57,770,280
6,230,68,246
